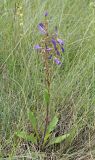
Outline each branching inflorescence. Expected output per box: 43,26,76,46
34,11,64,66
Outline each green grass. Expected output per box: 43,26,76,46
0,0,95,159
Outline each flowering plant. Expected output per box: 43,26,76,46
16,12,69,151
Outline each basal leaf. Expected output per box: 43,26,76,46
47,115,58,134
44,133,51,145
29,112,37,131
49,134,69,145
29,112,40,139
16,131,37,144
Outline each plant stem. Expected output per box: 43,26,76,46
40,42,50,149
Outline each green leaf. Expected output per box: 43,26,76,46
15,131,37,144
29,112,37,131
29,112,40,140
49,134,70,145
43,115,58,144
44,133,51,145
47,115,58,134
44,89,50,105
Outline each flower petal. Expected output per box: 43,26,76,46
34,44,41,50
46,48,52,52
54,57,61,65
38,23,46,34
51,38,57,50
61,47,64,52
56,50,60,56
57,38,64,45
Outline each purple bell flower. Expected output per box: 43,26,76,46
57,38,64,45
38,23,46,34
46,48,52,52
51,38,57,50
34,44,41,50
48,55,52,59
45,44,52,52
61,47,64,52
56,50,60,56
54,57,61,65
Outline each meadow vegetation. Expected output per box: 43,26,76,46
0,0,95,159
